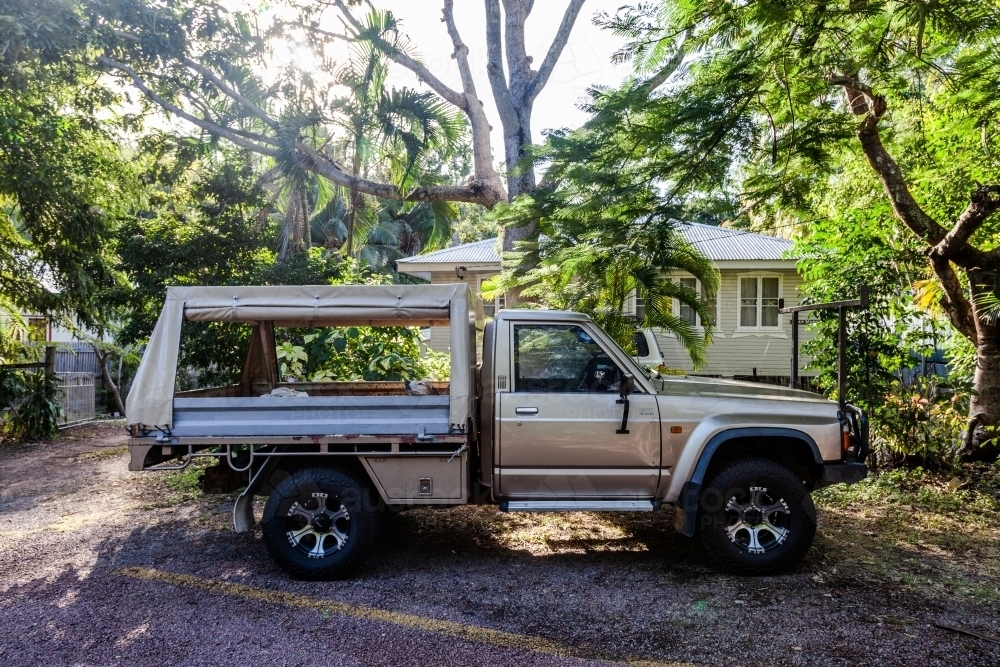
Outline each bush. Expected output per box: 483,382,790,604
276,326,426,382
420,350,451,381
0,369,62,442
869,377,969,470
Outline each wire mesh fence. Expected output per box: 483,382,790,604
57,372,96,424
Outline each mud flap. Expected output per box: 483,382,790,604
673,481,701,537
233,456,280,533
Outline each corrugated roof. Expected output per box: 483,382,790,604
396,238,500,265
397,223,793,265
678,221,793,261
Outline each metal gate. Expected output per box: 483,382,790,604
57,372,96,424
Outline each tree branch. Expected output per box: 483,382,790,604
935,185,1000,256
636,27,692,97
502,0,532,87
929,253,978,340
440,0,479,106
180,57,279,130
296,141,504,207
830,74,948,245
440,0,507,199
525,0,587,103
97,56,278,157
485,0,518,131
178,88,277,146
310,0,507,205
328,0,466,109
114,26,280,131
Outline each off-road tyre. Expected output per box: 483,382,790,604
261,466,382,579
697,457,816,575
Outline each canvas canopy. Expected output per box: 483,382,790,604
126,284,474,430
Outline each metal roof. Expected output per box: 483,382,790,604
677,221,793,261
396,238,500,265
397,223,793,266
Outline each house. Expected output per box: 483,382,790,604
396,222,816,387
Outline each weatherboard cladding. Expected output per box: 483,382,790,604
397,223,793,266
655,270,815,376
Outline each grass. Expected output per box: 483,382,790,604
386,466,1000,605
813,465,1000,601
162,457,217,493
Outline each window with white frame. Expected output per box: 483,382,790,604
738,275,781,329
676,277,717,328
478,276,505,319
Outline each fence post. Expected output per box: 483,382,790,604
45,345,57,378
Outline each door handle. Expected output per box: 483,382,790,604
515,407,539,415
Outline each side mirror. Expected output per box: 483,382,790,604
619,373,634,399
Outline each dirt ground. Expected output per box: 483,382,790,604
1,423,999,666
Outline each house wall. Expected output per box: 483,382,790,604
654,268,816,378
427,271,484,353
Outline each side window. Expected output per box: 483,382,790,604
633,330,650,357
514,324,623,393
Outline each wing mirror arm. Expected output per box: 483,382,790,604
616,373,634,434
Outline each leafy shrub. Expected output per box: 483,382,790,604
0,369,62,442
276,326,426,382
869,377,969,470
420,350,451,381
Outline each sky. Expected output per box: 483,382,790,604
319,1,634,165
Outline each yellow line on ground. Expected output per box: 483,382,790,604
0,512,108,538
114,566,695,667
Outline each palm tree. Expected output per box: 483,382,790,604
331,9,462,258
484,215,719,368
310,193,456,270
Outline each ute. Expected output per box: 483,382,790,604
126,284,868,578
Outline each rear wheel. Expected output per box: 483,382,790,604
261,466,382,579
697,457,816,575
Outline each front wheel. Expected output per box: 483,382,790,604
261,466,382,579
697,457,816,575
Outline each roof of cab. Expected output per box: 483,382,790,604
493,309,591,322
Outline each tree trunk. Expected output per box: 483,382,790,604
836,76,1000,461
497,109,538,306
347,186,358,258
95,348,126,417
962,280,1000,460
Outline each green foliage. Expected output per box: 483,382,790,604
595,0,1000,222
421,350,451,381
0,85,131,331
311,195,460,270
589,0,1000,459
116,149,347,388
276,326,426,382
0,370,62,442
486,173,719,364
0,305,30,364
794,169,971,468
452,204,499,244
873,378,969,470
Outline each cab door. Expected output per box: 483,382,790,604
496,323,661,498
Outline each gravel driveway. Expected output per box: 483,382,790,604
1,423,998,666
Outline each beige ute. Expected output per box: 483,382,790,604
127,284,868,578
